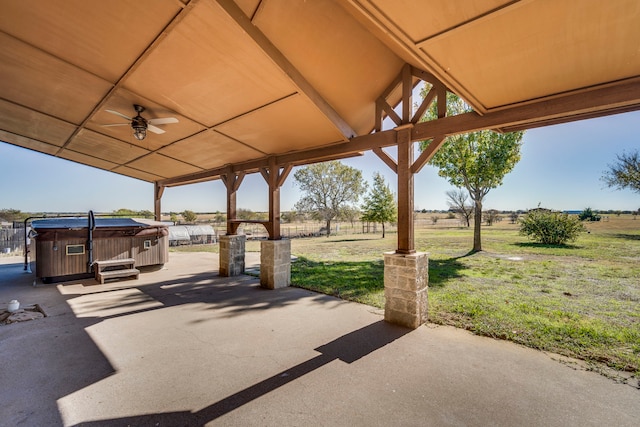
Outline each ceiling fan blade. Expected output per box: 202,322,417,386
148,117,178,125
101,123,130,127
147,124,166,134
106,109,132,121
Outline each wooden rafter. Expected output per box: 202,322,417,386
374,64,448,132
215,0,357,141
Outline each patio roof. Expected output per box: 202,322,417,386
1,0,639,186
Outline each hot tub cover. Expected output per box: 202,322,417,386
31,218,167,230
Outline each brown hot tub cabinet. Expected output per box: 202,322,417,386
31,218,168,283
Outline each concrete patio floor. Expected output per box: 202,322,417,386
1,251,638,426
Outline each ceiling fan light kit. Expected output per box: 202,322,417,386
103,104,178,141
132,105,148,140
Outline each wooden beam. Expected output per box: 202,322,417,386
154,182,164,221
258,160,292,240
221,171,245,235
411,135,445,174
373,147,397,173
402,64,412,122
413,77,640,140
277,164,293,188
412,85,436,124
158,149,367,187
396,128,414,254
376,98,402,127
267,158,281,240
158,77,640,188
216,0,357,140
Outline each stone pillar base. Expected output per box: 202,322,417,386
383,251,429,329
219,235,246,277
260,239,291,289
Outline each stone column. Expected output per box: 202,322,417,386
383,251,428,329
219,235,246,276
260,239,291,289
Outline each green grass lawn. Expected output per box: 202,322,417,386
172,216,640,376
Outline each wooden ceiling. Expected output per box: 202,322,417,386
1,0,639,186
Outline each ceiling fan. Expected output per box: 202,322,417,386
103,104,178,140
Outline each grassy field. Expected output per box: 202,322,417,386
171,214,640,377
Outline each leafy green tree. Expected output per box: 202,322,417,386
361,172,397,238
420,92,524,251
519,208,586,245
602,150,640,194
294,161,366,237
181,210,198,223
170,212,178,223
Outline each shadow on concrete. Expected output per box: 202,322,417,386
70,320,409,427
0,261,117,426
2,256,365,425
57,270,342,324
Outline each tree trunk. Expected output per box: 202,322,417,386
382,222,386,238
473,199,483,252
326,219,331,237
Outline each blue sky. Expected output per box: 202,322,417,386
1,110,639,214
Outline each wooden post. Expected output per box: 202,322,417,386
260,159,292,240
261,158,280,240
154,182,164,221
396,126,415,254
221,171,244,235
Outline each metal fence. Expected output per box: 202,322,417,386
0,227,25,254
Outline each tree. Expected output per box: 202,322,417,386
181,210,198,223
0,208,27,222
445,189,473,227
602,150,640,194
339,206,361,228
213,211,225,226
420,92,524,252
112,208,153,218
294,161,366,237
361,172,397,238
483,209,501,226
579,207,601,222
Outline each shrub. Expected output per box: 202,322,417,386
579,207,601,222
519,209,586,245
